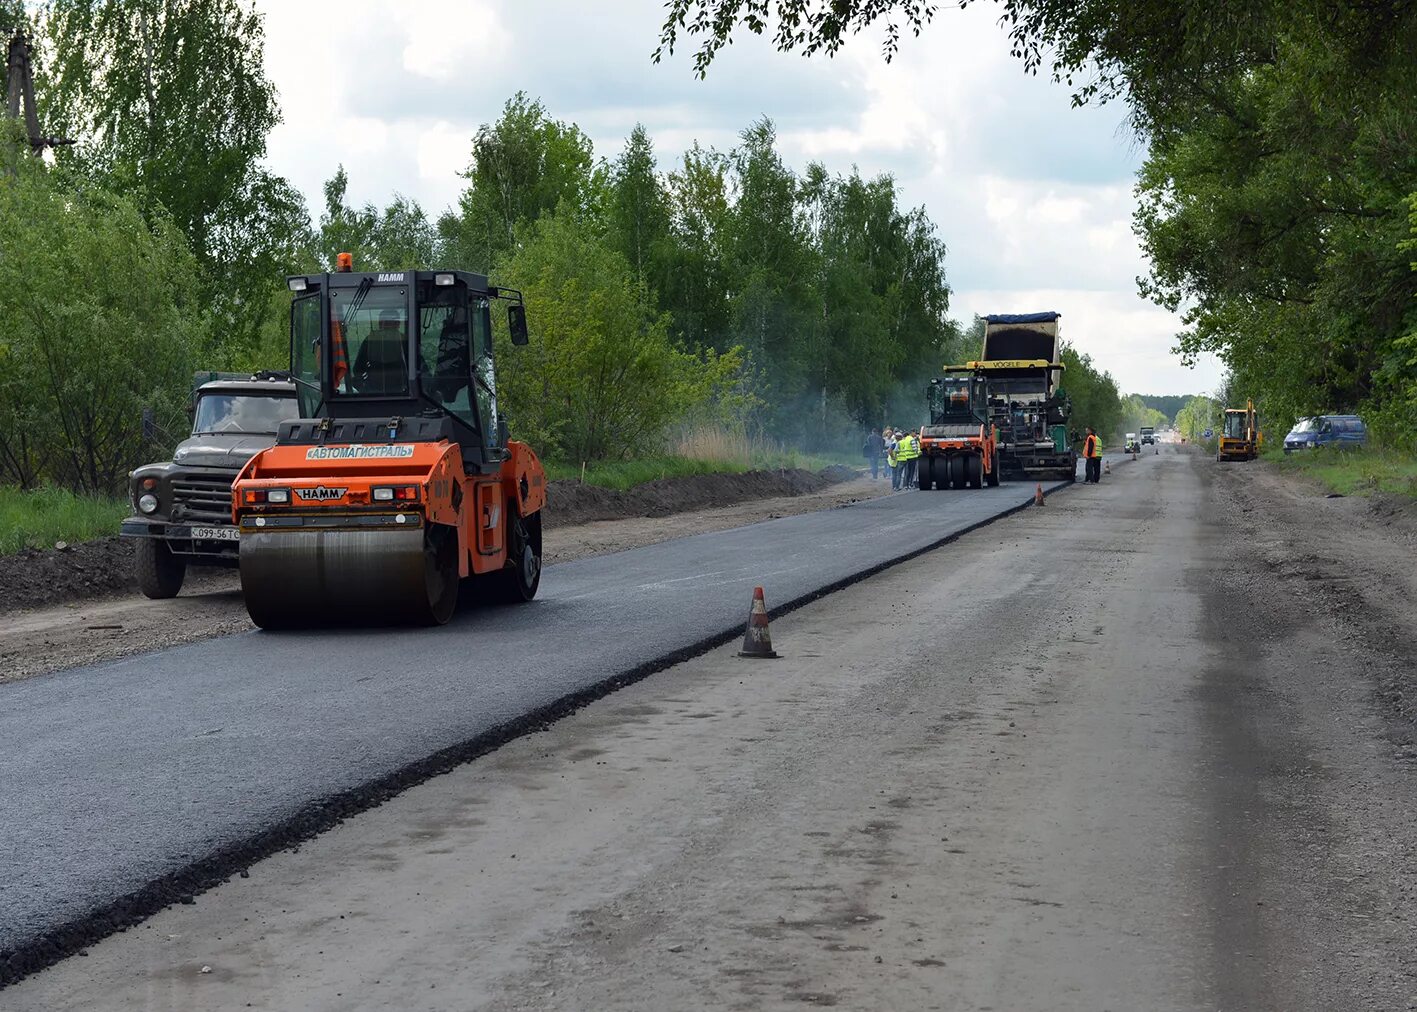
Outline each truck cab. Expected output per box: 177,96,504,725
122,373,299,598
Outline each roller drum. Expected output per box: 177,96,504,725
240,526,454,628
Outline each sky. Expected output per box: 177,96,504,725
256,0,1221,397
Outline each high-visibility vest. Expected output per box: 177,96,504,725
886,444,898,467
898,435,919,460
1083,434,1099,458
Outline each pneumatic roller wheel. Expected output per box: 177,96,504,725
917,457,933,490
986,450,1001,487
967,453,984,489
948,455,966,489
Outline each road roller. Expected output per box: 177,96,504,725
232,256,546,628
918,367,1000,490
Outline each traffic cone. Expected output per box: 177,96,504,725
739,586,778,659
1104,460,1112,475
1034,483,1045,506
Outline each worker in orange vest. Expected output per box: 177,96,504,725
1082,427,1102,483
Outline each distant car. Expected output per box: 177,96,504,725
1283,414,1367,453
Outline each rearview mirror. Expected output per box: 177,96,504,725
508,303,529,346
497,417,510,446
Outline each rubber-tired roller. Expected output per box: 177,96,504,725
232,257,546,628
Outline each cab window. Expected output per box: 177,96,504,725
418,282,481,439
291,293,322,417
331,285,410,397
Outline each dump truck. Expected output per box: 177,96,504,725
231,257,546,628
123,372,298,599
1218,400,1261,461
918,367,1000,489
977,312,1077,481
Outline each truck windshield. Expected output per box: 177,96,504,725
193,394,299,434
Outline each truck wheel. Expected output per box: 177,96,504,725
135,539,186,600
920,457,936,491
967,454,984,489
487,511,542,603
986,451,1001,487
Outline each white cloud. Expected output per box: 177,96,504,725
255,0,1207,394
400,2,510,81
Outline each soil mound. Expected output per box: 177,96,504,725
545,467,846,528
0,538,136,613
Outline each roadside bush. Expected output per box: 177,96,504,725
494,206,745,461
0,160,201,493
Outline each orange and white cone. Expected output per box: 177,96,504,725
1034,482,1045,506
739,586,778,659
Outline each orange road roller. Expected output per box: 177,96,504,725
232,257,546,628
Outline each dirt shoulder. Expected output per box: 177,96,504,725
0,473,885,685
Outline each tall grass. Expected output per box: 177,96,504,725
0,485,128,555
1270,444,1417,498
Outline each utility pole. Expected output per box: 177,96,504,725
5,30,74,155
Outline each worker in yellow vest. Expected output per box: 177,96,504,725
1082,427,1102,483
897,430,921,488
886,431,901,490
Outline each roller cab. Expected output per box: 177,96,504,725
233,262,546,628
918,368,1000,490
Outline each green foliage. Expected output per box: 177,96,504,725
658,0,1417,440
606,125,672,288
1121,395,1168,434
1059,344,1123,441
494,206,745,461
0,484,127,555
1132,394,1190,425
36,0,310,363
0,161,200,493
1273,445,1417,500
1175,395,1220,443
439,92,599,273
437,105,959,453
316,166,438,271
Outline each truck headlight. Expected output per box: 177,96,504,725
138,493,159,514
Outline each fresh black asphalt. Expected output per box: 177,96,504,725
0,478,1072,974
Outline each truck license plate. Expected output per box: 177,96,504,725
190,526,239,542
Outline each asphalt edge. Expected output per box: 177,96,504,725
0,477,1073,989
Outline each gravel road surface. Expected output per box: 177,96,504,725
12,446,1416,1009
0,473,1060,979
